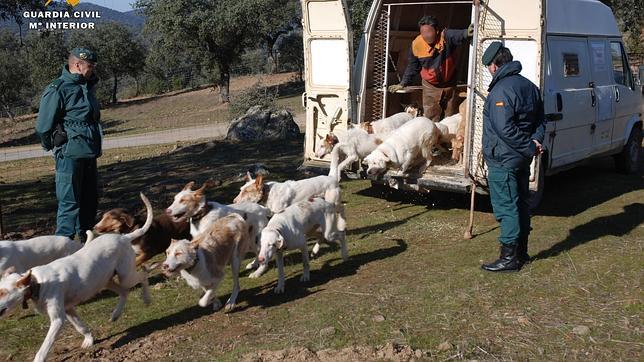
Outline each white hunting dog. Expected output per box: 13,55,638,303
166,181,269,278
363,116,440,176
162,213,252,312
0,236,81,274
257,198,347,294
0,193,153,362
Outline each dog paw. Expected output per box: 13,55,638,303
224,302,235,313
81,336,94,349
248,270,262,279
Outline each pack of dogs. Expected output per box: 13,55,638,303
0,172,346,361
0,98,467,361
316,95,469,179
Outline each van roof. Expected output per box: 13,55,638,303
547,0,620,37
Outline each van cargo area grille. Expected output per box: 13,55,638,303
367,7,389,122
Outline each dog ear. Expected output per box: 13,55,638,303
255,174,264,188
330,134,339,145
204,179,221,188
183,181,195,191
244,171,253,182
195,182,207,196
276,234,285,250
189,239,200,250
122,214,135,229
16,270,31,288
2,266,16,277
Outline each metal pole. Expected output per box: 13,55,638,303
382,5,392,119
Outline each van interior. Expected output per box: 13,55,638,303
361,1,473,178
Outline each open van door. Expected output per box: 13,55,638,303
301,0,354,167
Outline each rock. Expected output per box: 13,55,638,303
372,315,386,322
573,325,591,336
415,349,423,358
517,316,530,326
226,106,300,142
320,326,336,337
437,341,452,352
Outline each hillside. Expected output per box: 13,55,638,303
0,2,145,34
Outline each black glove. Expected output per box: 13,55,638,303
52,123,68,147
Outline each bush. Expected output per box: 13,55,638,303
229,83,278,118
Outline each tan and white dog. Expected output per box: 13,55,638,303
363,116,440,175
257,198,347,294
166,181,269,278
0,236,81,274
360,106,419,137
162,213,252,311
315,128,383,181
0,193,153,362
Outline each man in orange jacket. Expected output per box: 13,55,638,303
389,16,472,121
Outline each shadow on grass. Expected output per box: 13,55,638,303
532,203,644,261
107,239,407,348
347,210,428,239
0,131,40,148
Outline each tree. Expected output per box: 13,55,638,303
138,0,270,103
276,30,303,79
24,31,68,96
0,30,31,120
254,0,301,74
0,0,44,43
600,0,644,53
69,23,146,104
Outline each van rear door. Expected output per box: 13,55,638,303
301,0,354,164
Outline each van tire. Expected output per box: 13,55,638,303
614,126,642,174
528,156,545,210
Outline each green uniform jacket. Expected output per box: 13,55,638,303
35,65,102,159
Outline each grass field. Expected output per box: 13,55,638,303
0,134,641,361
0,72,302,149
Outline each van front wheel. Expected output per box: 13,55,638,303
614,126,642,174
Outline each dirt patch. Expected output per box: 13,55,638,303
241,343,429,362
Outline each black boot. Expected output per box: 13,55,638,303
481,243,519,272
517,237,530,266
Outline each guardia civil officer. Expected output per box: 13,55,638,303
480,42,545,272
35,47,102,243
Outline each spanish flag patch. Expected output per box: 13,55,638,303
495,101,504,107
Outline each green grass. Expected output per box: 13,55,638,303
0,138,642,361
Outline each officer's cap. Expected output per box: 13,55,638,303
482,41,503,66
71,47,97,64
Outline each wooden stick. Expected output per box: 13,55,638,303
0,202,4,238
464,181,476,239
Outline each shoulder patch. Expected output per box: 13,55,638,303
495,101,504,107
49,79,64,89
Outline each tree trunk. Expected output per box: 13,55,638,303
111,75,118,104
219,65,230,103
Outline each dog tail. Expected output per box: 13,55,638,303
124,193,154,242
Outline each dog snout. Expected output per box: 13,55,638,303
165,208,172,215
161,263,169,270
258,255,265,264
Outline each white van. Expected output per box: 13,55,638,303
299,0,643,206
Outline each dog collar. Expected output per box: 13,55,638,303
22,277,40,309
185,250,200,273
191,202,211,223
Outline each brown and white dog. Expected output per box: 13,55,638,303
92,208,191,266
162,213,253,311
360,105,420,137
0,193,153,362
315,128,384,181
166,181,270,278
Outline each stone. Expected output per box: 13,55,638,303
226,105,300,142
